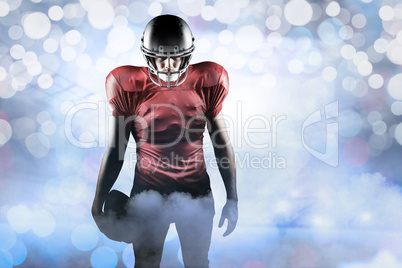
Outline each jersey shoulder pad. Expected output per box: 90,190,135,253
189,61,229,88
107,65,148,92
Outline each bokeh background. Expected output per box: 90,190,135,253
1,0,402,267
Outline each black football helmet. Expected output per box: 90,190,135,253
141,15,195,88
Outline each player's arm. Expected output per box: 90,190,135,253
208,113,238,236
91,116,131,219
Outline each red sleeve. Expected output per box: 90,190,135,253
205,67,229,119
106,69,138,118
106,72,128,118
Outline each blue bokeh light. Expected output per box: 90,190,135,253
0,224,16,251
90,246,118,268
71,224,99,251
102,234,127,253
318,18,346,45
339,110,363,137
0,249,13,268
8,240,27,266
122,244,134,268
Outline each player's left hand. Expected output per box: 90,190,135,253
218,199,238,237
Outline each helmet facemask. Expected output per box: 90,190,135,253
141,44,194,88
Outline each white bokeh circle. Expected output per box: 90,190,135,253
284,0,313,26
23,12,51,39
87,1,115,29
178,0,205,16
235,25,263,53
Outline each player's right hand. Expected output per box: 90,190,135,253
91,199,110,237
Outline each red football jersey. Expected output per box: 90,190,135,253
105,61,229,196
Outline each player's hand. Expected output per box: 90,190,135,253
92,198,115,239
218,199,238,237
91,198,108,233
